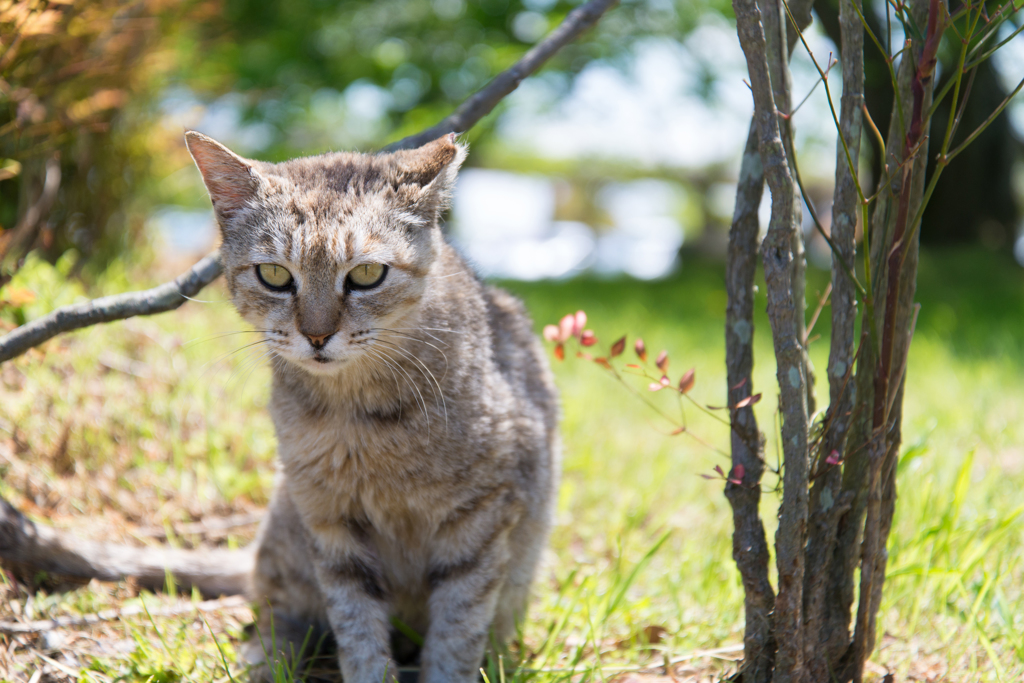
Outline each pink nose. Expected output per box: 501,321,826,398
306,332,333,347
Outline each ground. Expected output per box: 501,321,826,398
0,247,1022,682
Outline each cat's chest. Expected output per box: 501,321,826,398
273,405,474,533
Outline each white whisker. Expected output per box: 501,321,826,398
358,344,404,421
373,330,451,380
366,343,431,439
236,348,276,395
180,294,231,304
183,329,275,351
192,338,272,385
373,337,448,431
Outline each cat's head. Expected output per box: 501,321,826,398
185,131,466,376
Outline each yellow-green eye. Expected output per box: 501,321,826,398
348,263,388,289
256,263,294,290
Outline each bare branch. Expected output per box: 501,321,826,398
0,252,223,364
135,512,263,541
386,0,619,151
0,595,248,635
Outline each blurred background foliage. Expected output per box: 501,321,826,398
0,0,1021,284
0,0,195,282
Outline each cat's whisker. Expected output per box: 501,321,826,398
368,342,431,428
372,337,448,431
373,328,450,351
192,338,272,385
180,293,231,304
378,326,466,333
232,342,276,383
183,329,275,351
374,330,451,385
357,343,404,421
236,348,276,396
365,343,430,437
226,344,275,390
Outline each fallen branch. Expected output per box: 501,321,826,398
0,594,248,635
134,512,263,541
0,251,223,364
0,0,619,365
386,0,619,151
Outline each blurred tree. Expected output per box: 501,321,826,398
0,0,201,282
166,0,732,157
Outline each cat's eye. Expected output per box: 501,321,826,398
256,264,294,290
348,263,388,289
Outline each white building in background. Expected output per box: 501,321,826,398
450,169,684,281
592,179,685,280
450,169,593,281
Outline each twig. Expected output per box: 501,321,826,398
34,651,97,680
803,283,832,346
0,594,248,635
0,252,224,364
134,512,263,540
386,0,620,151
526,643,745,673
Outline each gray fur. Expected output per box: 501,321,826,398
0,133,560,683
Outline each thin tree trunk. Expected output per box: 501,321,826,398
847,0,938,679
731,0,810,680
803,0,863,676
725,121,775,683
724,0,814,678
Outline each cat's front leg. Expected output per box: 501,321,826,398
420,496,521,683
311,532,399,683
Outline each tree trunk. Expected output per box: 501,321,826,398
727,0,941,677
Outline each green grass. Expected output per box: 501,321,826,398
1,247,1023,681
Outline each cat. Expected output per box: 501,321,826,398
0,131,561,683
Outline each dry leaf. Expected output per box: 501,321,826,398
634,338,647,362
678,367,695,394
655,349,669,372
610,335,626,358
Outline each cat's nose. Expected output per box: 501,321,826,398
305,332,334,348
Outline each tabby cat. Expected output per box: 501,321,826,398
0,132,560,683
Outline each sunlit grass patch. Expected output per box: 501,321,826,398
1,248,1023,681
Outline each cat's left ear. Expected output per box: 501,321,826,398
389,133,467,221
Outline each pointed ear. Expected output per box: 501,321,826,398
389,133,467,220
185,131,263,222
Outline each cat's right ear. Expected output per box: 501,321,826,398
185,131,263,223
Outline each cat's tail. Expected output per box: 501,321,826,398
0,497,254,598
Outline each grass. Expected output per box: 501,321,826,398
1,246,1023,681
